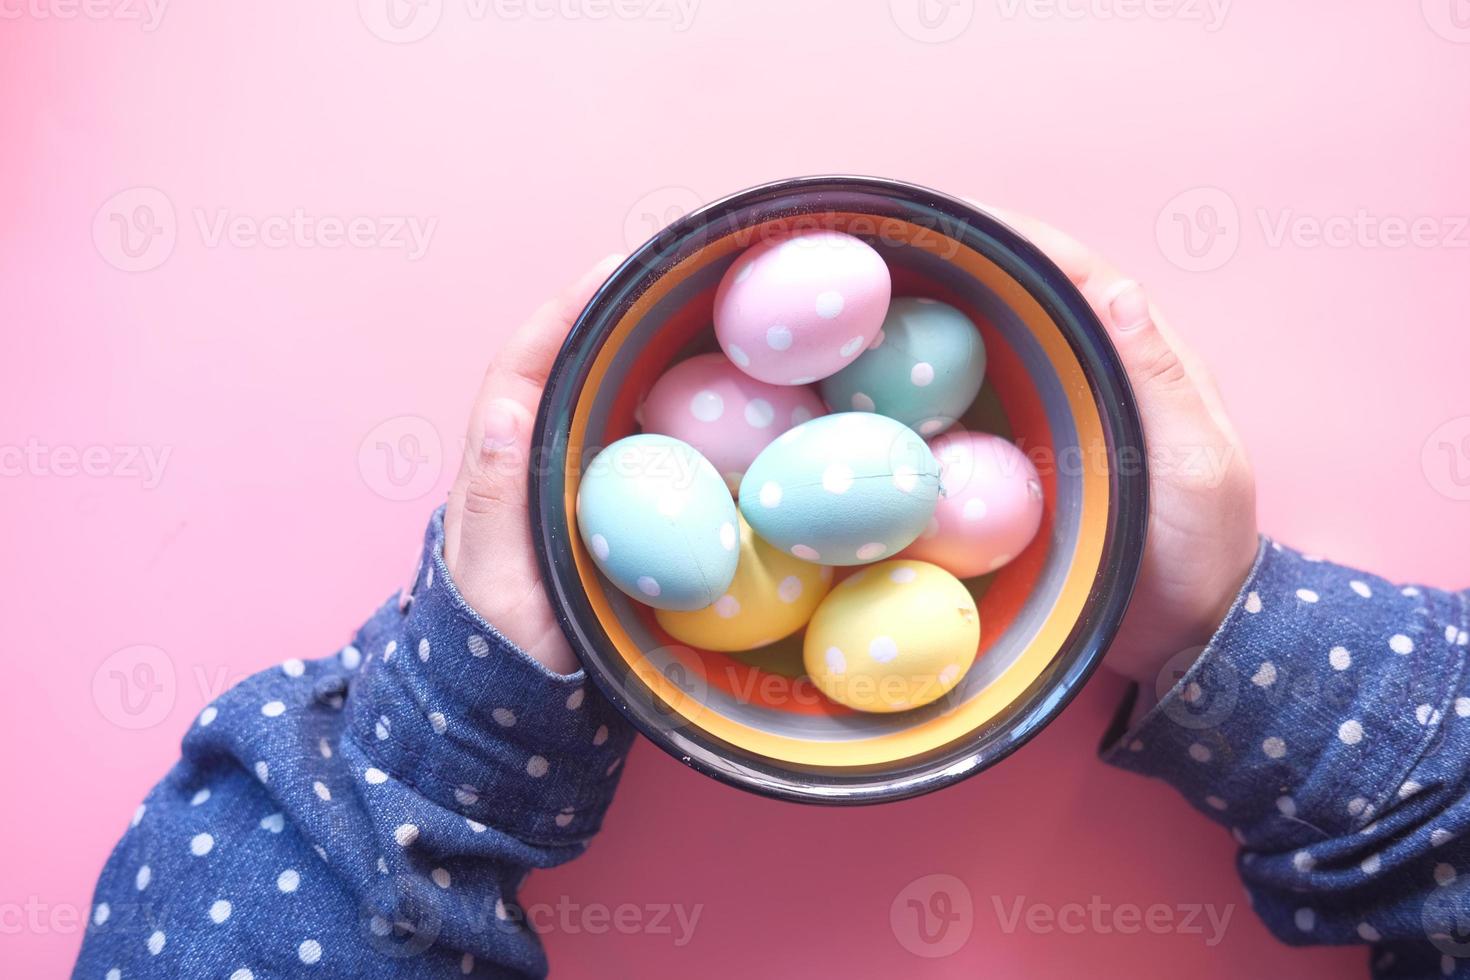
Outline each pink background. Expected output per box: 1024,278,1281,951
5,1,1470,976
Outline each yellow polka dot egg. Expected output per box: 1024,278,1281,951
804,560,980,712
656,517,832,652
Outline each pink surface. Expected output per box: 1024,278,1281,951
4,2,1469,977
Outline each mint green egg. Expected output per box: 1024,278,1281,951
819,298,986,437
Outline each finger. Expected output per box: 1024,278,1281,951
444,252,623,569
1097,279,1208,420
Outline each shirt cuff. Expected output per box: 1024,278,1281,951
344,508,635,847
1101,538,1469,849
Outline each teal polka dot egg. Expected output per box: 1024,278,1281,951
738,412,941,566
576,433,739,611
819,298,986,437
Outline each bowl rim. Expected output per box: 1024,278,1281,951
530,174,1147,806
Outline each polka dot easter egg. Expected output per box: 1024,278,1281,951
902,431,1044,578
804,560,980,712
820,297,986,437
639,352,825,488
714,230,892,386
655,516,832,652
576,433,739,611
738,412,941,566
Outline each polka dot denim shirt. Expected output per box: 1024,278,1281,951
1104,541,1470,979
73,509,634,979
74,519,1470,979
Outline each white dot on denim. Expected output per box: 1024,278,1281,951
455,785,479,806
1436,863,1457,886
462,953,475,975
262,700,285,718
260,813,284,833
566,688,585,710
318,738,332,759
229,968,254,980
556,807,575,828
340,645,362,670
1361,854,1381,875
1417,704,1441,725
1390,634,1414,654
393,824,419,847
1262,737,1286,759
191,788,211,806
1293,851,1315,872
1188,743,1211,763
1404,587,1421,597
1205,795,1227,811
313,781,331,801
364,768,388,785
493,708,516,727
1433,829,1456,847
1339,719,1364,745
1251,662,1277,687
593,725,609,746
131,803,146,828
467,635,490,657
1329,646,1351,670
1349,580,1372,598
1294,908,1315,931
375,717,391,740
298,939,321,965
136,864,152,890
432,867,451,889
190,833,214,856
1359,922,1381,941
418,638,431,662
1400,780,1423,799
199,706,218,727
384,639,397,661
107,970,120,980
495,899,511,921
147,930,166,955
1347,797,1369,817
94,903,110,926
1243,591,1262,613
369,916,391,936
1296,589,1319,603
1277,795,1297,817
526,756,549,778
209,900,232,924
282,659,305,678
428,711,447,735
466,819,486,833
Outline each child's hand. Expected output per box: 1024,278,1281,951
441,254,625,675
983,206,1259,687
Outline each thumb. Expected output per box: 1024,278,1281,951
1096,279,1203,417
442,254,622,663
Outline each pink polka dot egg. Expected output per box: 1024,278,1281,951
714,230,891,386
639,352,825,488
901,431,1044,579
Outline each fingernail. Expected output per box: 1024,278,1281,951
1107,281,1151,333
483,399,519,452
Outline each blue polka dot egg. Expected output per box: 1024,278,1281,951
819,297,986,437
738,412,941,566
576,433,739,611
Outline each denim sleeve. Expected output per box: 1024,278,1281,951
1102,539,1470,980
72,508,636,979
